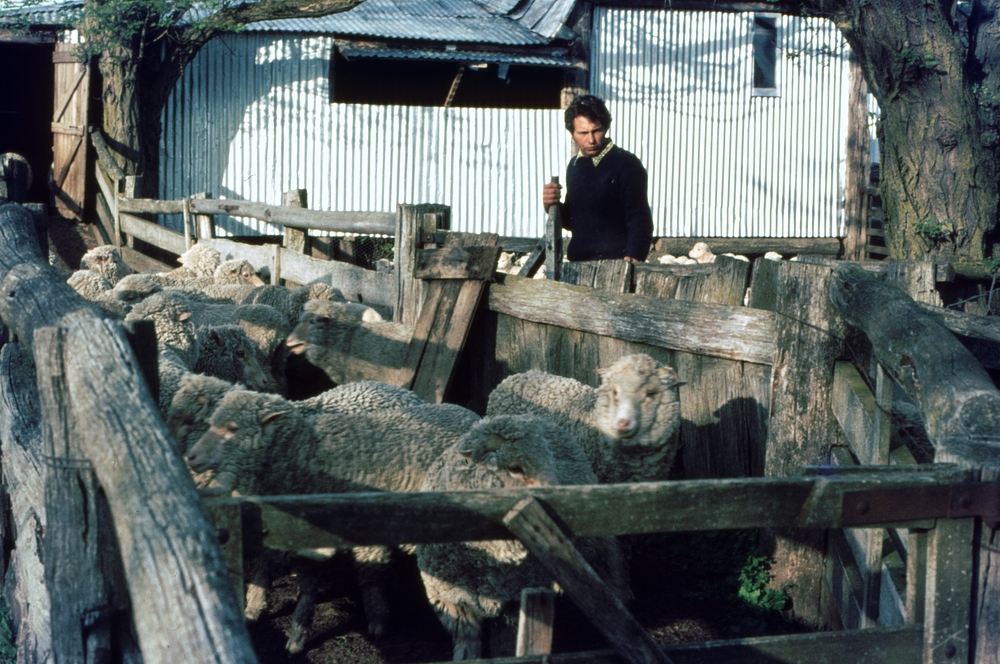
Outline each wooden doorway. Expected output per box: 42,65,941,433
0,41,54,205
51,42,90,220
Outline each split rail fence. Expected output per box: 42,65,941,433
1,142,1000,661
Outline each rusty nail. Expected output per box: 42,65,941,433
857,501,870,516
945,642,957,658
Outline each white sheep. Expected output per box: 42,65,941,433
764,251,784,261
657,254,679,264
124,292,200,413
721,252,750,262
167,243,222,279
417,414,632,660
688,241,716,264
285,299,412,385
67,270,132,318
184,296,290,375
80,245,132,286
185,388,479,650
196,282,347,327
486,354,684,484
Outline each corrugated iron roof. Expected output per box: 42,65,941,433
0,0,79,25
244,0,548,45
338,41,573,66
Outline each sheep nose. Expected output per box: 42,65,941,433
616,417,633,431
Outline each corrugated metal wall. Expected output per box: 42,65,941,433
161,11,851,239
592,9,850,238
160,33,571,237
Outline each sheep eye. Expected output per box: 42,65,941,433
508,465,524,477
225,421,239,433
645,389,658,400
236,349,246,359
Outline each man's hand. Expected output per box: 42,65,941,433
543,181,562,208
624,256,641,263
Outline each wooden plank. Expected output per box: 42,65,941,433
201,470,969,551
866,244,891,257
421,625,923,663
879,546,907,626
906,529,928,625
0,204,256,663
120,245,173,274
519,240,546,278
516,589,556,657
119,212,187,255
498,236,542,253
832,362,891,465
560,260,631,293
672,256,760,479
415,246,501,281
404,238,498,402
922,517,975,663
828,528,865,629
278,247,396,309
503,498,674,664
51,43,88,221
488,276,777,365
117,197,185,214
190,198,396,234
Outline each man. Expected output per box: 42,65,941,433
542,95,653,263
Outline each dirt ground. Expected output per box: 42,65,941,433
244,531,812,664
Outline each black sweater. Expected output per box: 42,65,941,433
562,145,653,261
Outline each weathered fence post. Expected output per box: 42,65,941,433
0,203,258,663
281,189,309,287
191,191,214,240
395,204,449,327
36,326,114,662
751,259,846,625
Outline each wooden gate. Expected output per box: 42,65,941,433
51,43,89,220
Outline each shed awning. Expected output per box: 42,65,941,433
337,40,578,67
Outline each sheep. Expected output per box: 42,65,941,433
185,388,479,650
124,292,200,413
80,245,132,286
166,243,221,279
285,299,412,385
66,270,132,318
688,241,716,264
194,325,276,393
485,354,684,484
721,252,750,262
417,414,633,660
764,251,784,261
112,273,165,305
67,269,112,300
181,295,290,384
496,251,515,273
657,254,679,265
242,282,348,326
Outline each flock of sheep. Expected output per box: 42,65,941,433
65,242,686,660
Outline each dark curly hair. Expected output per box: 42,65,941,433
564,95,612,132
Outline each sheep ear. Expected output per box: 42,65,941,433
658,367,685,389
179,311,192,323
260,411,285,426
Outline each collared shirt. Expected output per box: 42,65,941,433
572,140,615,168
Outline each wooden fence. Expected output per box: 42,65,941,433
4,155,1000,661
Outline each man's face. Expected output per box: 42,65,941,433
571,116,607,157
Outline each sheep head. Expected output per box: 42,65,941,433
186,390,294,493
167,373,239,455
594,354,684,452
215,259,266,286
456,415,561,487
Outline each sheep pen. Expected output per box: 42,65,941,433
7,199,979,664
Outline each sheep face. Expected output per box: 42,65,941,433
214,259,266,286
81,245,130,285
167,374,236,454
186,392,292,492
203,327,273,392
113,274,163,304
593,355,683,451
456,416,561,488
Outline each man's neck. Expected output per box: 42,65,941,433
576,140,615,166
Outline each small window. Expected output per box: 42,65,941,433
752,14,779,97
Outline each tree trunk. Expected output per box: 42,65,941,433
817,0,1000,260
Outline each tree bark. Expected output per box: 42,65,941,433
811,0,1000,260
